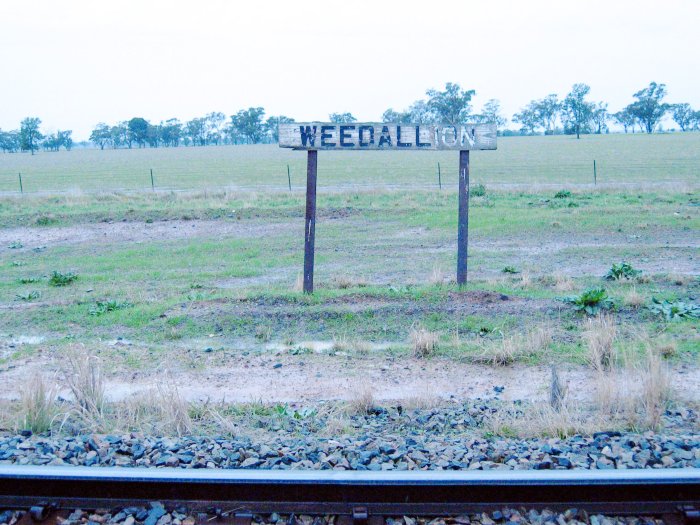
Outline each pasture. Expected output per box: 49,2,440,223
1,133,699,193
0,132,698,437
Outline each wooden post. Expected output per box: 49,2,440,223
287,164,291,191
150,169,155,191
303,150,318,294
437,162,442,190
457,150,470,285
18,173,23,194
593,160,597,185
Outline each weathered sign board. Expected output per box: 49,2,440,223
279,123,497,150
279,122,497,293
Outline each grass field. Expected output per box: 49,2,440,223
1,133,699,193
0,133,698,436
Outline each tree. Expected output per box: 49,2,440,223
627,82,669,133
408,100,432,123
561,84,594,139
231,107,266,144
160,119,182,147
0,130,20,153
591,102,609,134
186,118,207,146
477,99,507,129
535,95,560,134
127,117,149,148
20,117,43,155
265,116,294,142
329,112,357,123
111,123,129,148
205,112,226,145
671,103,694,131
42,130,73,151
612,109,636,133
426,82,475,125
90,123,112,150
514,95,560,135
381,108,411,123
512,105,539,134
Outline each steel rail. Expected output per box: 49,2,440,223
0,466,698,522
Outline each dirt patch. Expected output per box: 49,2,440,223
0,219,296,251
1,348,698,406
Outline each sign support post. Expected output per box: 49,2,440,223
303,150,318,294
279,123,496,293
457,150,470,286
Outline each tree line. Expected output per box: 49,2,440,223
0,118,73,154
1,81,697,153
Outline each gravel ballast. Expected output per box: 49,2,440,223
1,402,697,471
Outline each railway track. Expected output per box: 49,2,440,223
0,466,698,525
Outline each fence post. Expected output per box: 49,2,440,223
438,162,442,190
150,169,155,191
287,164,291,191
18,173,23,194
593,160,597,185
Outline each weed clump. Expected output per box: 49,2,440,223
502,266,519,274
89,300,133,316
49,271,78,287
471,183,486,197
648,298,699,320
564,288,614,315
604,261,641,281
15,291,41,301
554,190,572,199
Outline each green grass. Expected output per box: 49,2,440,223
1,133,699,193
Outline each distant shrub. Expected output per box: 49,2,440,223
502,266,519,274
648,298,699,320
8,241,23,249
554,190,572,199
49,271,78,287
471,183,486,197
564,288,615,315
604,262,641,281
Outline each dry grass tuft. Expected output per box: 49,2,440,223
428,265,446,285
332,336,373,355
583,314,617,371
525,325,553,354
484,402,601,439
553,272,575,292
473,336,523,366
17,374,60,434
410,326,439,357
63,350,105,425
156,382,193,436
668,273,693,286
333,276,368,289
292,273,304,292
622,286,645,309
593,343,672,430
347,382,375,415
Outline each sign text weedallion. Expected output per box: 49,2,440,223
279,123,497,151
278,122,497,293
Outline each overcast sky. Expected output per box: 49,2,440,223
1,0,698,140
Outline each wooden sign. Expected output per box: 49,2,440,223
279,123,497,151
279,121,497,293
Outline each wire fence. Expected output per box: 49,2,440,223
1,144,699,195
